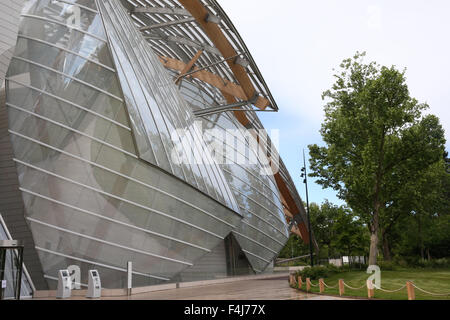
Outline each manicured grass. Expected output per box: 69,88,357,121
294,268,450,300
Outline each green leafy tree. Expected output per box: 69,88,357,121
379,156,448,260
389,158,450,260
278,234,307,259
308,52,446,265
303,201,369,260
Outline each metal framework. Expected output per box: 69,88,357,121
121,0,277,111
0,240,24,300
120,0,315,245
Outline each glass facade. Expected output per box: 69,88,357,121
4,0,242,289
0,0,300,290
178,76,289,272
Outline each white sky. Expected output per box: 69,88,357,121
219,0,450,205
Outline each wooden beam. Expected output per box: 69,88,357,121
160,55,271,108
290,224,303,239
178,0,269,110
283,207,293,219
159,56,247,100
220,91,252,128
283,204,308,241
296,222,309,243
175,50,203,84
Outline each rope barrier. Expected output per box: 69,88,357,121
343,282,366,290
411,284,450,296
377,285,407,293
322,281,338,289
290,276,450,297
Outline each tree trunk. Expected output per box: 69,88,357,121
368,206,380,265
369,128,385,266
369,230,378,265
382,232,392,261
369,184,382,265
418,215,424,260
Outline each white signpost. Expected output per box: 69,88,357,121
127,261,132,296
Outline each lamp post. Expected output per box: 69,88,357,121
301,149,314,267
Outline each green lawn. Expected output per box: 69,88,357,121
294,269,450,300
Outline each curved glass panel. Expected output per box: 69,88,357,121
201,112,289,272
97,0,240,214
23,0,106,39
5,0,242,289
177,75,289,272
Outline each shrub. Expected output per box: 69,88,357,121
324,263,341,274
392,256,409,268
296,266,330,280
416,257,450,268
433,258,450,268
378,260,396,271
296,263,373,281
392,256,450,269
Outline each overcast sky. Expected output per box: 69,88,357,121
219,0,450,206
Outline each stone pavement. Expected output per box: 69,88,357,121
34,275,348,300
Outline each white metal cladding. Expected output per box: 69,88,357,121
5,0,242,289
0,0,24,85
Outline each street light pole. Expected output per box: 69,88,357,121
301,149,314,267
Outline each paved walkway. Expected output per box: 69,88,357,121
36,276,347,300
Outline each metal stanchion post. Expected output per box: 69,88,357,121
127,261,132,296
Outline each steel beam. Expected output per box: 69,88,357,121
193,99,256,117
132,6,191,16
145,34,221,56
139,17,196,31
